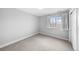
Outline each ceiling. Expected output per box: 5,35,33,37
17,8,69,16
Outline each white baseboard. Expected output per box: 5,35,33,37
39,32,68,40
0,32,38,48
0,32,68,48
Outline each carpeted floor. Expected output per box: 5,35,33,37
0,34,73,51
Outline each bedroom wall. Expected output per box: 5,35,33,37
77,8,79,50
0,8,39,47
39,11,69,40
69,9,77,51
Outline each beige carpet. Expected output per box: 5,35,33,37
0,34,73,51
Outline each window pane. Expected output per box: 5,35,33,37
50,17,56,24
56,16,62,23
49,16,62,28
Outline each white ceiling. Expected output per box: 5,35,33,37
17,8,69,16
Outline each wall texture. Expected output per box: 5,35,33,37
39,11,69,40
0,8,39,47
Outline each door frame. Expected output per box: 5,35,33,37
69,8,78,51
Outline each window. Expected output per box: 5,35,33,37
49,16,62,28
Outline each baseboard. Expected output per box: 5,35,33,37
0,32,68,48
0,32,38,48
39,32,68,40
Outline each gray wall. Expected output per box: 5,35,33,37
39,11,69,40
0,8,39,46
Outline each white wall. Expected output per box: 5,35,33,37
39,11,69,40
77,8,79,50
69,9,77,50
0,8,39,47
